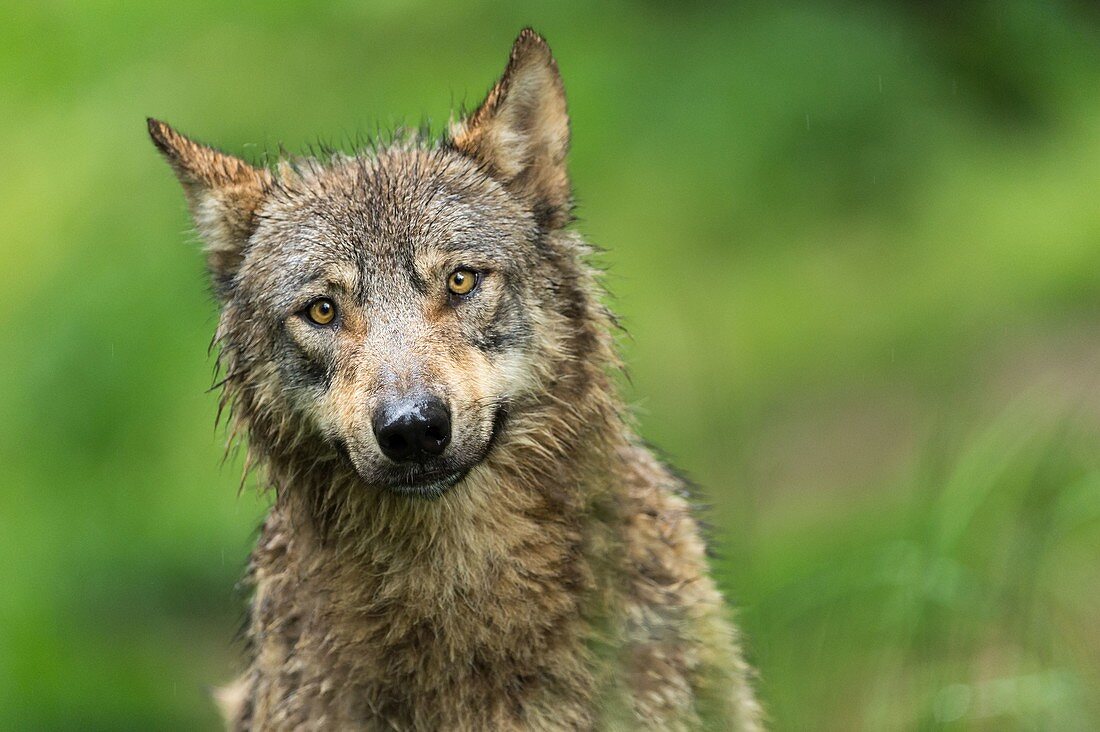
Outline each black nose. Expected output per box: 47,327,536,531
372,396,451,464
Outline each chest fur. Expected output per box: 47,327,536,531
243,503,609,729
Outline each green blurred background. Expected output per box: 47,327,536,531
3,1,1100,728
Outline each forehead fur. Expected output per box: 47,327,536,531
235,144,541,307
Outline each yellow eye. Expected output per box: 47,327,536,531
306,298,336,325
447,269,479,296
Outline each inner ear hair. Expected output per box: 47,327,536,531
449,29,572,229
148,118,272,290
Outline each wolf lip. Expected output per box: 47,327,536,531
383,468,467,498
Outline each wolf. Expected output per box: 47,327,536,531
149,28,762,731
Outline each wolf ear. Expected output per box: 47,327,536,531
450,29,571,229
148,118,272,292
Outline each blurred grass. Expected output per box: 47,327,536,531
737,403,1100,729
1,0,1099,729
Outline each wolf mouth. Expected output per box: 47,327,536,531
384,404,510,498
384,469,469,498
339,404,510,499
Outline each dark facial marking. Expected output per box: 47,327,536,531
279,330,333,391
472,290,531,353
397,245,429,295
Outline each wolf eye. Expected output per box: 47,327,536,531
305,298,337,325
447,269,479,297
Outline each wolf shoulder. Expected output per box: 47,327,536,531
612,443,764,731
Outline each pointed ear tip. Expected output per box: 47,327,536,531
147,117,176,154
515,27,546,44
512,27,553,60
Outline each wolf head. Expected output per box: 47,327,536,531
151,30,613,502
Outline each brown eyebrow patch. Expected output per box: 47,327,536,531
295,263,359,293
271,264,361,315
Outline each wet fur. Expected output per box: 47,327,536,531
151,29,762,731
